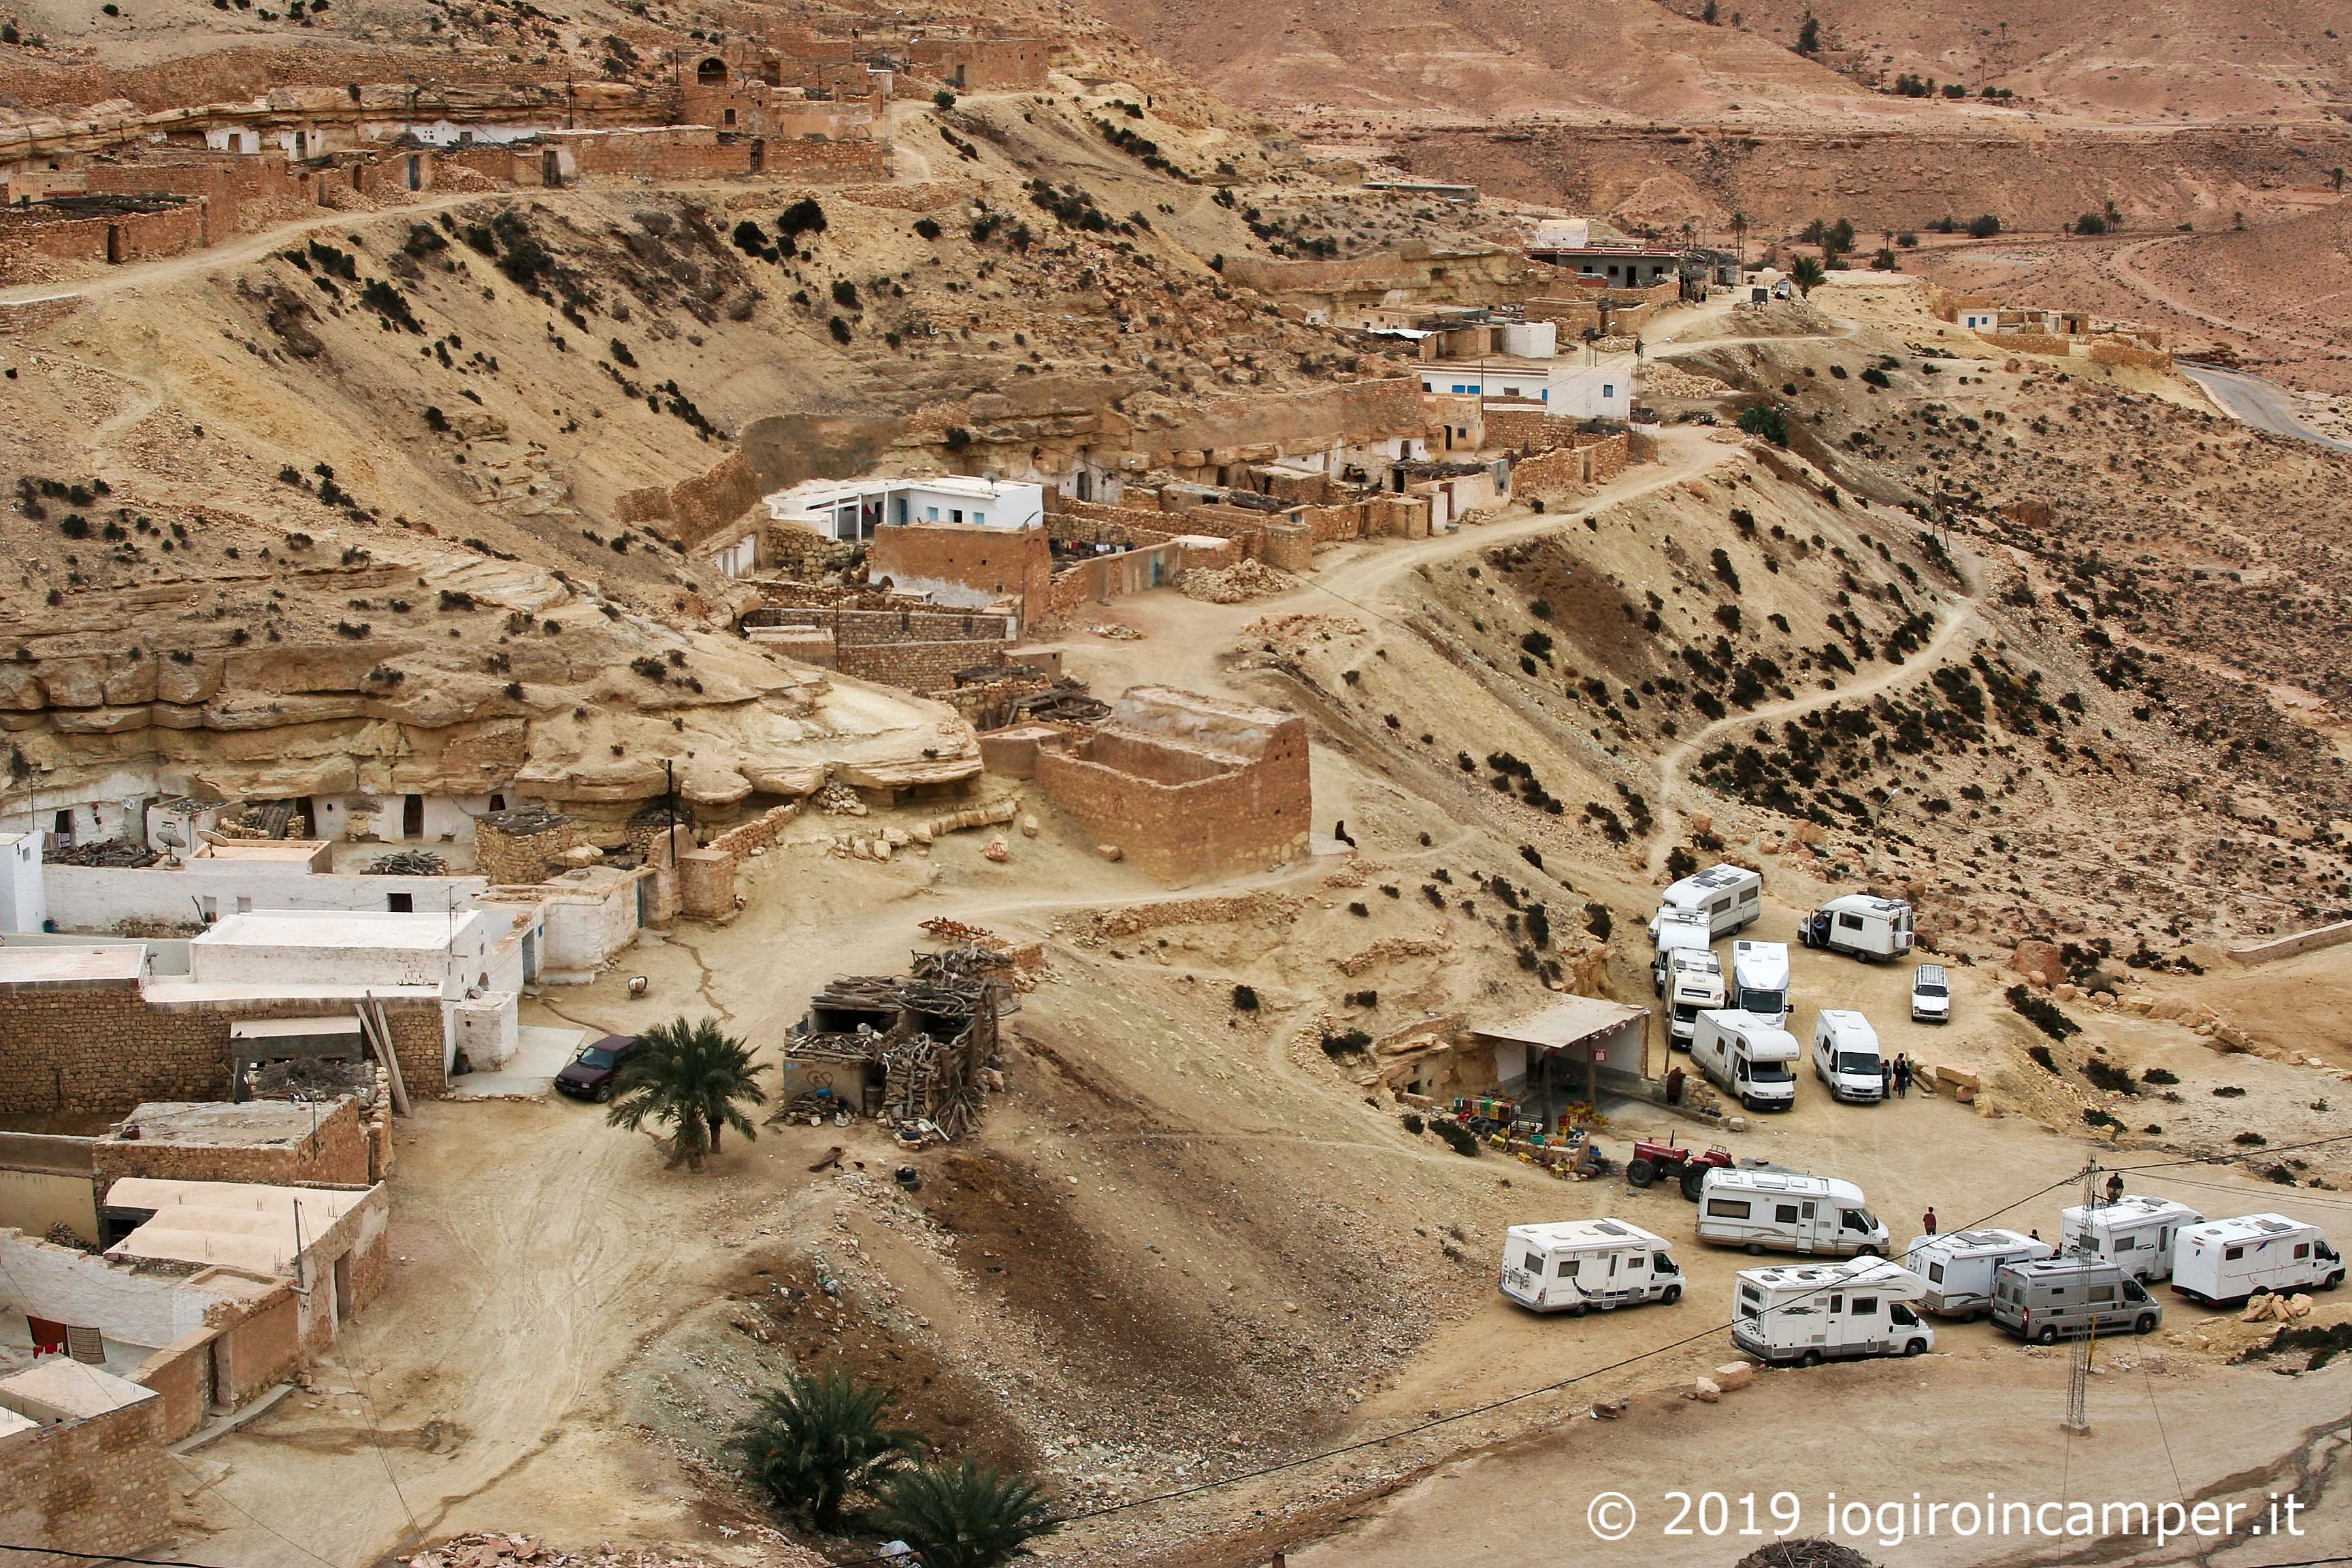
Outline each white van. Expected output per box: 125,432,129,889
1650,908,1712,994
1731,1257,1934,1367
1499,1219,1685,1315
2060,1195,2204,1284
1689,1009,1799,1112
1798,894,1914,962
1903,1228,2053,1318
1697,1169,1891,1257
1648,864,1762,941
1660,947,1727,1048
2171,1214,2345,1305
1909,962,1952,1024
1810,1009,1884,1103
1729,941,1791,1027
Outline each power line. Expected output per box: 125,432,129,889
0,1546,248,1567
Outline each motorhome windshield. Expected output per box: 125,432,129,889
1836,1051,1880,1075
1740,987,1786,1015
1748,1060,1793,1082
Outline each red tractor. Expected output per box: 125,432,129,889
1625,1134,1734,1200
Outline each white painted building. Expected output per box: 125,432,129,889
0,833,42,932
186,909,523,1068
762,474,1047,543
1416,355,1633,420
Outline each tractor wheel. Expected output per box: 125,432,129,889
1627,1158,1657,1189
1660,1284,1682,1305
2134,1313,2157,1336
1681,1166,1710,1201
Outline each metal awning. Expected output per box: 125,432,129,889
1470,996,1645,1051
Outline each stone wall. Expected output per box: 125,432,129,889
473,815,581,884
0,984,446,1115
129,1329,214,1441
866,522,1052,628
747,608,1015,693
91,1094,369,1192
0,983,229,1115
703,800,801,856
1032,691,1311,884
0,293,85,335
1508,432,1630,497
0,1380,169,1561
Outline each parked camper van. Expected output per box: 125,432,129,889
2170,1215,2345,1305
1650,908,1713,994
1909,963,1952,1024
1697,1169,1890,1256
1731,1257,1934,1367
2059,1196,2204,1285
1648,864,1762,941
1499,1219,1684,1316
1729,941,1791,1027
1659,948,1727,1048
1810,1009,1884,1103
1904,1228,2053,1318
1798,894,1914,962
1689,1010,1799,1112
1991,1258,2163,1343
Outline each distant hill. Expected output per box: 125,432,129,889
1098,0,2351,122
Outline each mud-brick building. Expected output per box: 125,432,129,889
1032,687,1311,883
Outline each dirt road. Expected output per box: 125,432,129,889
2177,362,2352,454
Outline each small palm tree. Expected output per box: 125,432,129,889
605,1015,766,1169
735,1369,924,1532
875,1459,1057,1568
1788,255,1827,296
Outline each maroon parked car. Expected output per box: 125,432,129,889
554,1034,644,1102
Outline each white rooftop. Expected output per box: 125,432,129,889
0,944,146,987
0,1359,158,1422
193,909,474,953
104,1178,372,1278
1507,1219,1665,1250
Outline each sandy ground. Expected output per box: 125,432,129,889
157,287,2352,1568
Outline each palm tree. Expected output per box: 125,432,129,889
1788,255,1827,296
734,1369,924,1531
875,1459,1057,1568
605,1015,766,1169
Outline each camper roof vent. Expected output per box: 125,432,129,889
1593,1220,1628,1237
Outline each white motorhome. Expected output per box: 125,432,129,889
1729,940,1791,1027
1798,894,1914,961
1659,947,1727,1047
1499,1219,1685,1315
1810,1009,1884,1103
2170,1214,2345,1305
2060,1195,2204,1284
1731,1257,1934,1367
1647,864,1762,941
1903,1228,2053,1318
1910,962,1952,1024
1650,908,1713,993
1697,1169,1891,1256
1689,1009,1799,1112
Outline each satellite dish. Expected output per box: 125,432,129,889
156,825,185,849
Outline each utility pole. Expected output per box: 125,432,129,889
2063,1160,2097,1435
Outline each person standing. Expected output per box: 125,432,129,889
1895,1055,1913,1098
1922,1206,1938,1235
1880,1060,1893,1100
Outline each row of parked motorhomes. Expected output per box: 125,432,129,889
1648,864,1947,1112
1501,1179,2342,1366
